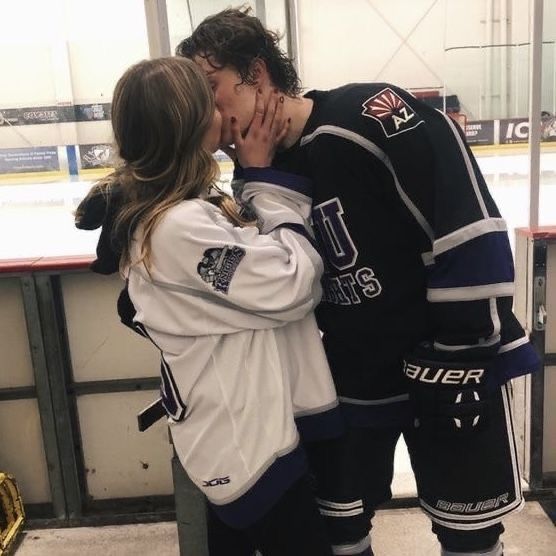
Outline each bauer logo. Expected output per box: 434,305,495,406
197,245,245,294
362,88,422,137
436,493,509,514
404,362,484,385
203,476,231,487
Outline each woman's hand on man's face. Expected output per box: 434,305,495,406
231,89,290,168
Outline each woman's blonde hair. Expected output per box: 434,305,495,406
94,56,250,271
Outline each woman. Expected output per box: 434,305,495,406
76,57,340,555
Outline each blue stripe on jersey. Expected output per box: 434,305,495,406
242,167,313,196
295,406,345,441
491,342,541,383
209,443,307,529
340,399,412,428
427,232,514,289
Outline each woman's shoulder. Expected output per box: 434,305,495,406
154,199,226,240
159,198,217,226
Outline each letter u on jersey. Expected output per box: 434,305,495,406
312,197,359,270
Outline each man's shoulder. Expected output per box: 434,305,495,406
307,82,412,104
302,82,430,146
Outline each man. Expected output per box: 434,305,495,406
178,8,540,556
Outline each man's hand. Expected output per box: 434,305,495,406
231,89,290,168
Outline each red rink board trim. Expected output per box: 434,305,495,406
0,255,94,274
516,226,556,240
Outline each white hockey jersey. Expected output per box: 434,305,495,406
126,167,341,528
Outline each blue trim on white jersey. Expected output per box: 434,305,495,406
428,232,514,289
242,166,313,197
295,405,345,441
209,443,307,529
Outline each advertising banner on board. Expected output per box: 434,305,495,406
0,147,59,174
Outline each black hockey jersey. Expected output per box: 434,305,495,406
273,83,540,426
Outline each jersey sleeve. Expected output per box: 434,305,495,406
147,183,323,324
365,86,540,382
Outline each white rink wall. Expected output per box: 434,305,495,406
1,0,556,151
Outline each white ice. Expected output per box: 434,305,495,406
0,151,555,260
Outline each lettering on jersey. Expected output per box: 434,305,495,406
203,476,231,487
436,493,509,514
312,197,383,304
404,362,485,385
312,198,358,270
197,245,245,294
362,88,421,137
321,267,382,305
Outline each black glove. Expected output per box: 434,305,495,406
403,355,492,437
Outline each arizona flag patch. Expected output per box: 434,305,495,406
362,88,422,137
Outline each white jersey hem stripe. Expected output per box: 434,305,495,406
427,283,514,302
317,498,364,510
433,218,507,256
320,508,365,517
498,335,529,353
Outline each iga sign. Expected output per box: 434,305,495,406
500,118,529,143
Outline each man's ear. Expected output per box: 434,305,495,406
250,58,271,87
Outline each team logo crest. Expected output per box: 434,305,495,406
197,245,245,294
362,88,421,137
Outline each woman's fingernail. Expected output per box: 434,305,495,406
258,88,263,94
279,96,284,103
231,116,236,123
287,117,291,123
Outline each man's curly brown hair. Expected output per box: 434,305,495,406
175,6,302,96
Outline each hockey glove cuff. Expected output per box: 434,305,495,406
403,356,492,436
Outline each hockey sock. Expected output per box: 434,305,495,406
331,535,373,555
441,540,503,556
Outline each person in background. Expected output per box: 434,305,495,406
178,7,541,556
75,55,343,556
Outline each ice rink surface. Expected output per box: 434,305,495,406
0,150,555,260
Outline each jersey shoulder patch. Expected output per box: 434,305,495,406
197,245,246,294
361,87,422,138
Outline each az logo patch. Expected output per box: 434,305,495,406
362,88,422,137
